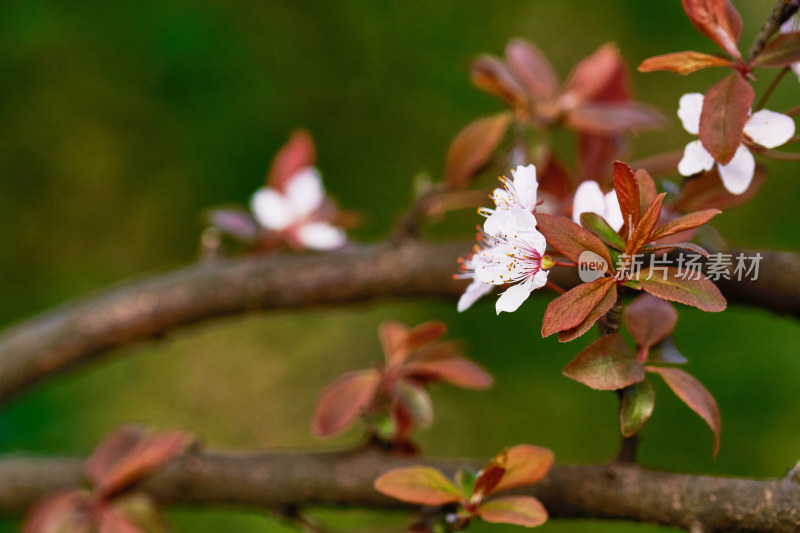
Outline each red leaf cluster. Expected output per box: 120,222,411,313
375,444,553,529
312,320,492,445
24,426,190,533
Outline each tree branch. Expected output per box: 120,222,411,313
0,241,798,404
1,448,799,532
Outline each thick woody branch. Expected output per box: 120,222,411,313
0,241,798,404
1,448,799,532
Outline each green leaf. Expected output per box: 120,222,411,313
374,467,462,505
638,267,726,312
646,366,721,456
477,496,548,527
620,381,656,437
563,334,645,391
580,212,626,250
455,468,478,500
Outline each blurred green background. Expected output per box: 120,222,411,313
1,0,799,531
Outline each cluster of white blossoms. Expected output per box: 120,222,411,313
250,166,347,250
677,93,796,195
457,165,551,314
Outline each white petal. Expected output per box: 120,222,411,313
781,16,798,34
495,278,535,314
457,279,493,312
530,269,549,290
250,187,293,230
511,164,539,211
793,62,800,81
677,93,704,135
744,110,795,149
678,140,715,176
572,180,605,225
296,221,347,250
718,145,755,195
603,191,624,232
285,167,325,219
484,207,538,237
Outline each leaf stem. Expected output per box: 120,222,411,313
755,66,790,110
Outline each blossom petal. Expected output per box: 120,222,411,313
603,190,624,232
457,279,494,312
492,188,513,209
250,187,293,230
296,221,347,250
484,207,538,238
496,278,536,314
718,145,755,195
511,164,539,211
677,93,704,135
530,269,549,290
572,180,606,225
744,110,795,149
285,167,325,219
678,140,715,176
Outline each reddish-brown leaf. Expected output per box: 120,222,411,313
472,459,507,503
538,155,574,203
567,102,664,135
651,209,721,241
477,496,548,527
536,213,612,266
312,369,381,437
268,130,316,191
578,134,619,183
699,74,754,164
97,508,144,533
676,165,767,211
406,321,448,351
542,277,616,338
639,267,726,312
23,491,93,533
681,0,742,59
646,366,721,455
505,39,559,100
638,51,733,75
374,467,462,505
445,113,512,190
613,161,641,227
563,334,644,391
634,169,657,214
647,242,710,258
562,44,624,106
753,31,800,68
379,320,410,365
625,294,678,362
626,193,666,254
402,356,493,389
490,445,554,495
85,427,190,498
557,279,618,342
471,56,528,108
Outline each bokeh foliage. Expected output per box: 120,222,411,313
0,1,798,531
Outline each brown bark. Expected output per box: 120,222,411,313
0,241,798,404
2,448,799,532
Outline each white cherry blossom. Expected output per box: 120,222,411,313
677,93,796,194
480,164,539,219
572,180,624,231
475,209,550,314
250,167,347,250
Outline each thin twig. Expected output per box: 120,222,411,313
747,0,800,64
